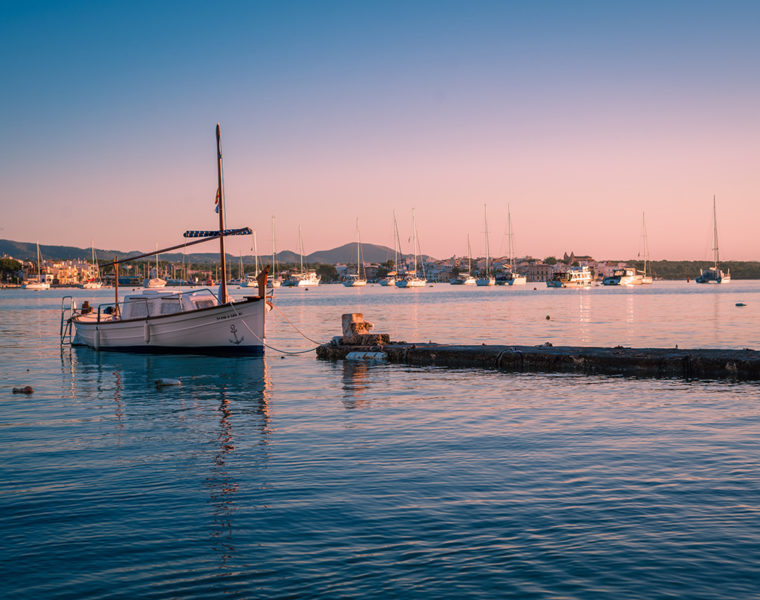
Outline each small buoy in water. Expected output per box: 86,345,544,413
533,287,537,290
546,315,550,320
155,378,181,387
736,302,747,307
12,386,33,394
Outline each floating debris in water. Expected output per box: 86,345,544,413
12,386,33,394
736,302,747,307
155,378,181,387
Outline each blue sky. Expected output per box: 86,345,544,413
2,1,759,260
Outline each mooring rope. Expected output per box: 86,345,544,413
271,303,325,345
227,300,325,356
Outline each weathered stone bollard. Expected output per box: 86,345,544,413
340,313,390,346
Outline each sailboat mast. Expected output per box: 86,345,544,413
393,210,399,272
271,216,277,279
253,231,259,276
356,217,360,274
713,195,719,268
412,209,418,273
467,234,472,273
507,205,514,270
299,225,304,275
642,212,648,277
484,204,490,276
216,123,228,303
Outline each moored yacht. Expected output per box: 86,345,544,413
547,266,593,288
696,196,730,284
395,209,426,288
23,242,51,290
602,268,642,286
284,225,320,287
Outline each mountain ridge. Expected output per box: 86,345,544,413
0,238,432,265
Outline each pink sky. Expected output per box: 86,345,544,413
2,2,758,261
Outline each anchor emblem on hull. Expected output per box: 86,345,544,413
229,324,245,345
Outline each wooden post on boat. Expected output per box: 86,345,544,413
216,123,229,304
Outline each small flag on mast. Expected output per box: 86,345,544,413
215,188,221,213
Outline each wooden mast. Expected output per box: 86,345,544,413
216,123,228,303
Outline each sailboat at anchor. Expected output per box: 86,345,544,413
696,196,730,284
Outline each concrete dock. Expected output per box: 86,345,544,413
317,314,760,380
317,339,760,380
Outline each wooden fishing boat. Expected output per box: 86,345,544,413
69,124,268,355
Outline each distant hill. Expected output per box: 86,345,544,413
0,238,423,265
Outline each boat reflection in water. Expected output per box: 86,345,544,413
66,346,271,568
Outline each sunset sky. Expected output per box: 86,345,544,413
1,1,759,261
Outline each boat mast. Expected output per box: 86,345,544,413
484,204,490,277
467,234,472,274
355,218,361,277
507,205,514,271
299,225,304,275
253,230,259,276
642,211,648,277
412,209,418,274
393,210,400,273
216,123,229,303
713,195,719,269
271,216,277,280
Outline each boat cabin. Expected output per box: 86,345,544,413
119,289,219,320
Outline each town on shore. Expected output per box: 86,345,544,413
2,247,758,288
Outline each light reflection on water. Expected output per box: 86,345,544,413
0,283,759,598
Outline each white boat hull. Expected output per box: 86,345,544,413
72,298,266,355
23,281,51,290
144,278,167,288
395,277,426,288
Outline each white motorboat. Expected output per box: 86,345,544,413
696,197,730,284
70,124,267,355
547,266,593,288
602,267,642,286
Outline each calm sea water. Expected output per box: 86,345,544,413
1,282,759,599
